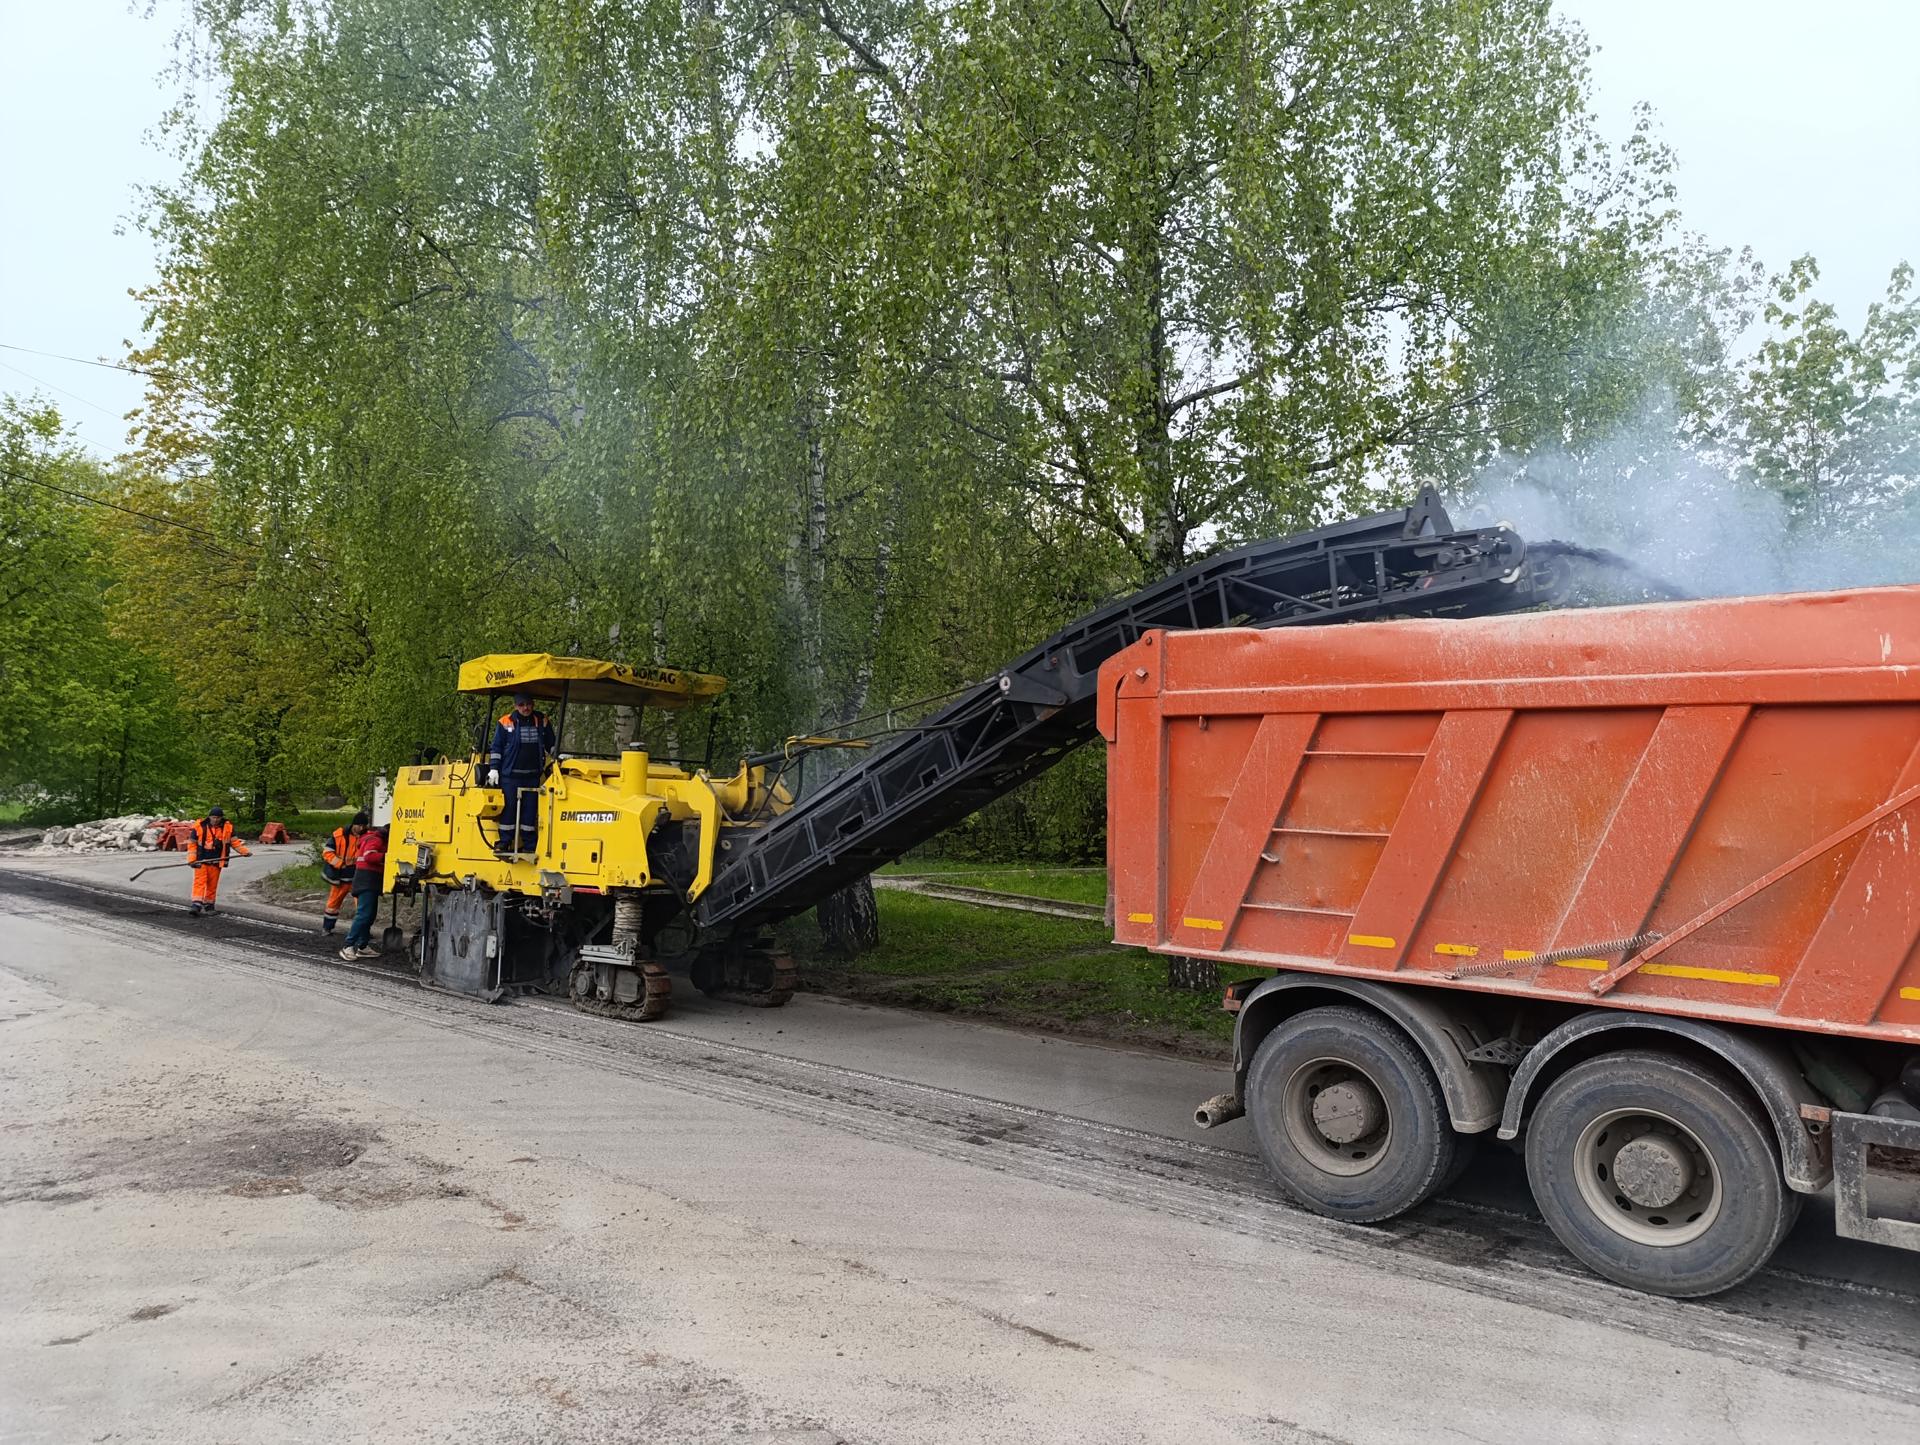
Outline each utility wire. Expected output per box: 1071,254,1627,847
0,357,132,458
0,341,156,377
3,461,340,576
1,462,245,561
0,357,128,421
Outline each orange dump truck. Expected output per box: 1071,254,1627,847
1100,585,1920,1295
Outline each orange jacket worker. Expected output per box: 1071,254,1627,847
188,806,252,916
320,811,370,934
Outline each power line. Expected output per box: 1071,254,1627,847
1,462,244,561
0,357,127,421
0,357,134,458
3,461,340,576
0,341,156,377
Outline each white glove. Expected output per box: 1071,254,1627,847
486,768,500,786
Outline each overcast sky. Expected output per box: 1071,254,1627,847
2,0,1916,459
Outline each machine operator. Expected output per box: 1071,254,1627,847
486,691,555,856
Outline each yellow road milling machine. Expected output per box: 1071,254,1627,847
385,490,1565,1022
383,653,806,1019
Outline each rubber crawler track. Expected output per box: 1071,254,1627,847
571,958,672,1022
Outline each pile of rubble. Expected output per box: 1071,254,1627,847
31,815,171,854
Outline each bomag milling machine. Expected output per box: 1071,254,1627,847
383,652,813,1021
385,489,1574,1023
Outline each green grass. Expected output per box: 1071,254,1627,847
0,801,24,824
779,889,1263,1054
273,808,360,837
261,812,361,893
879,860,1107,907
886,951,1262,1037
780,890,1108,978
269,858,329,891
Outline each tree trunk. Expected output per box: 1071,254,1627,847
788,401,828,723
807,419,828,706
844,477,902,725
1143,490,1186,578
651,609,681,761
1135,192,1184,576
608,621,638,751
250,709,285,828
112,718,130,813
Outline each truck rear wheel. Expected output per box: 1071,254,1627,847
1245,1005,1458,1223
1524,1050,1799,1297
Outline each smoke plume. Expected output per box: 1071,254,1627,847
1454,395,1919,600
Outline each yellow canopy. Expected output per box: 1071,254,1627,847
457,653,727,709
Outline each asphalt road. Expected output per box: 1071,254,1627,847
1,861,1917,1443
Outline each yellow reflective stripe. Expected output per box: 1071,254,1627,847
1348,934,1396,950
1433,943,1478,958
1503,949,1536,961
1548,958,1779,987
1126,912,1154,925
1903,987,1920,1002
1642,963,1779,987
1183,916,1225,932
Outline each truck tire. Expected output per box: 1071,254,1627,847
1245,1004,1458,1223
1524,1050,1800,1297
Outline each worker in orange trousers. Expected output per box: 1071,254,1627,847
320,811,370,934
188,806,251,915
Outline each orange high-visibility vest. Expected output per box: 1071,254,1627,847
191,818,237,866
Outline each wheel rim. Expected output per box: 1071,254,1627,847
1281,1056,1392,1177
1572,1106,1723,1247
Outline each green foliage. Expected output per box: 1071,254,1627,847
0,402,195,822
80,0,1908,860
1741,258,1920,530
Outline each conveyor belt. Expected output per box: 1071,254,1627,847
696,488,1558,933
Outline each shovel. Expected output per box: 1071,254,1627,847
380,892,406,954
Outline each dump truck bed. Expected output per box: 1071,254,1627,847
1099,585,1920,1046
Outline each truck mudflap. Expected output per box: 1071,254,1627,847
1816,1107,1920,1251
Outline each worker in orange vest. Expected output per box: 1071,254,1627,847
188,806,252,915
320,811,370,934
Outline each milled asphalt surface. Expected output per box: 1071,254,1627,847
2,849,1917,1442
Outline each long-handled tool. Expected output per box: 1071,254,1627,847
129,860,199,882
129,855,239,882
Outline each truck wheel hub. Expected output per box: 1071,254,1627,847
1283,1059,1394,1177
1574,1107,1722,1247
1613,1134,1692,1209
1312,1080,1383,1145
